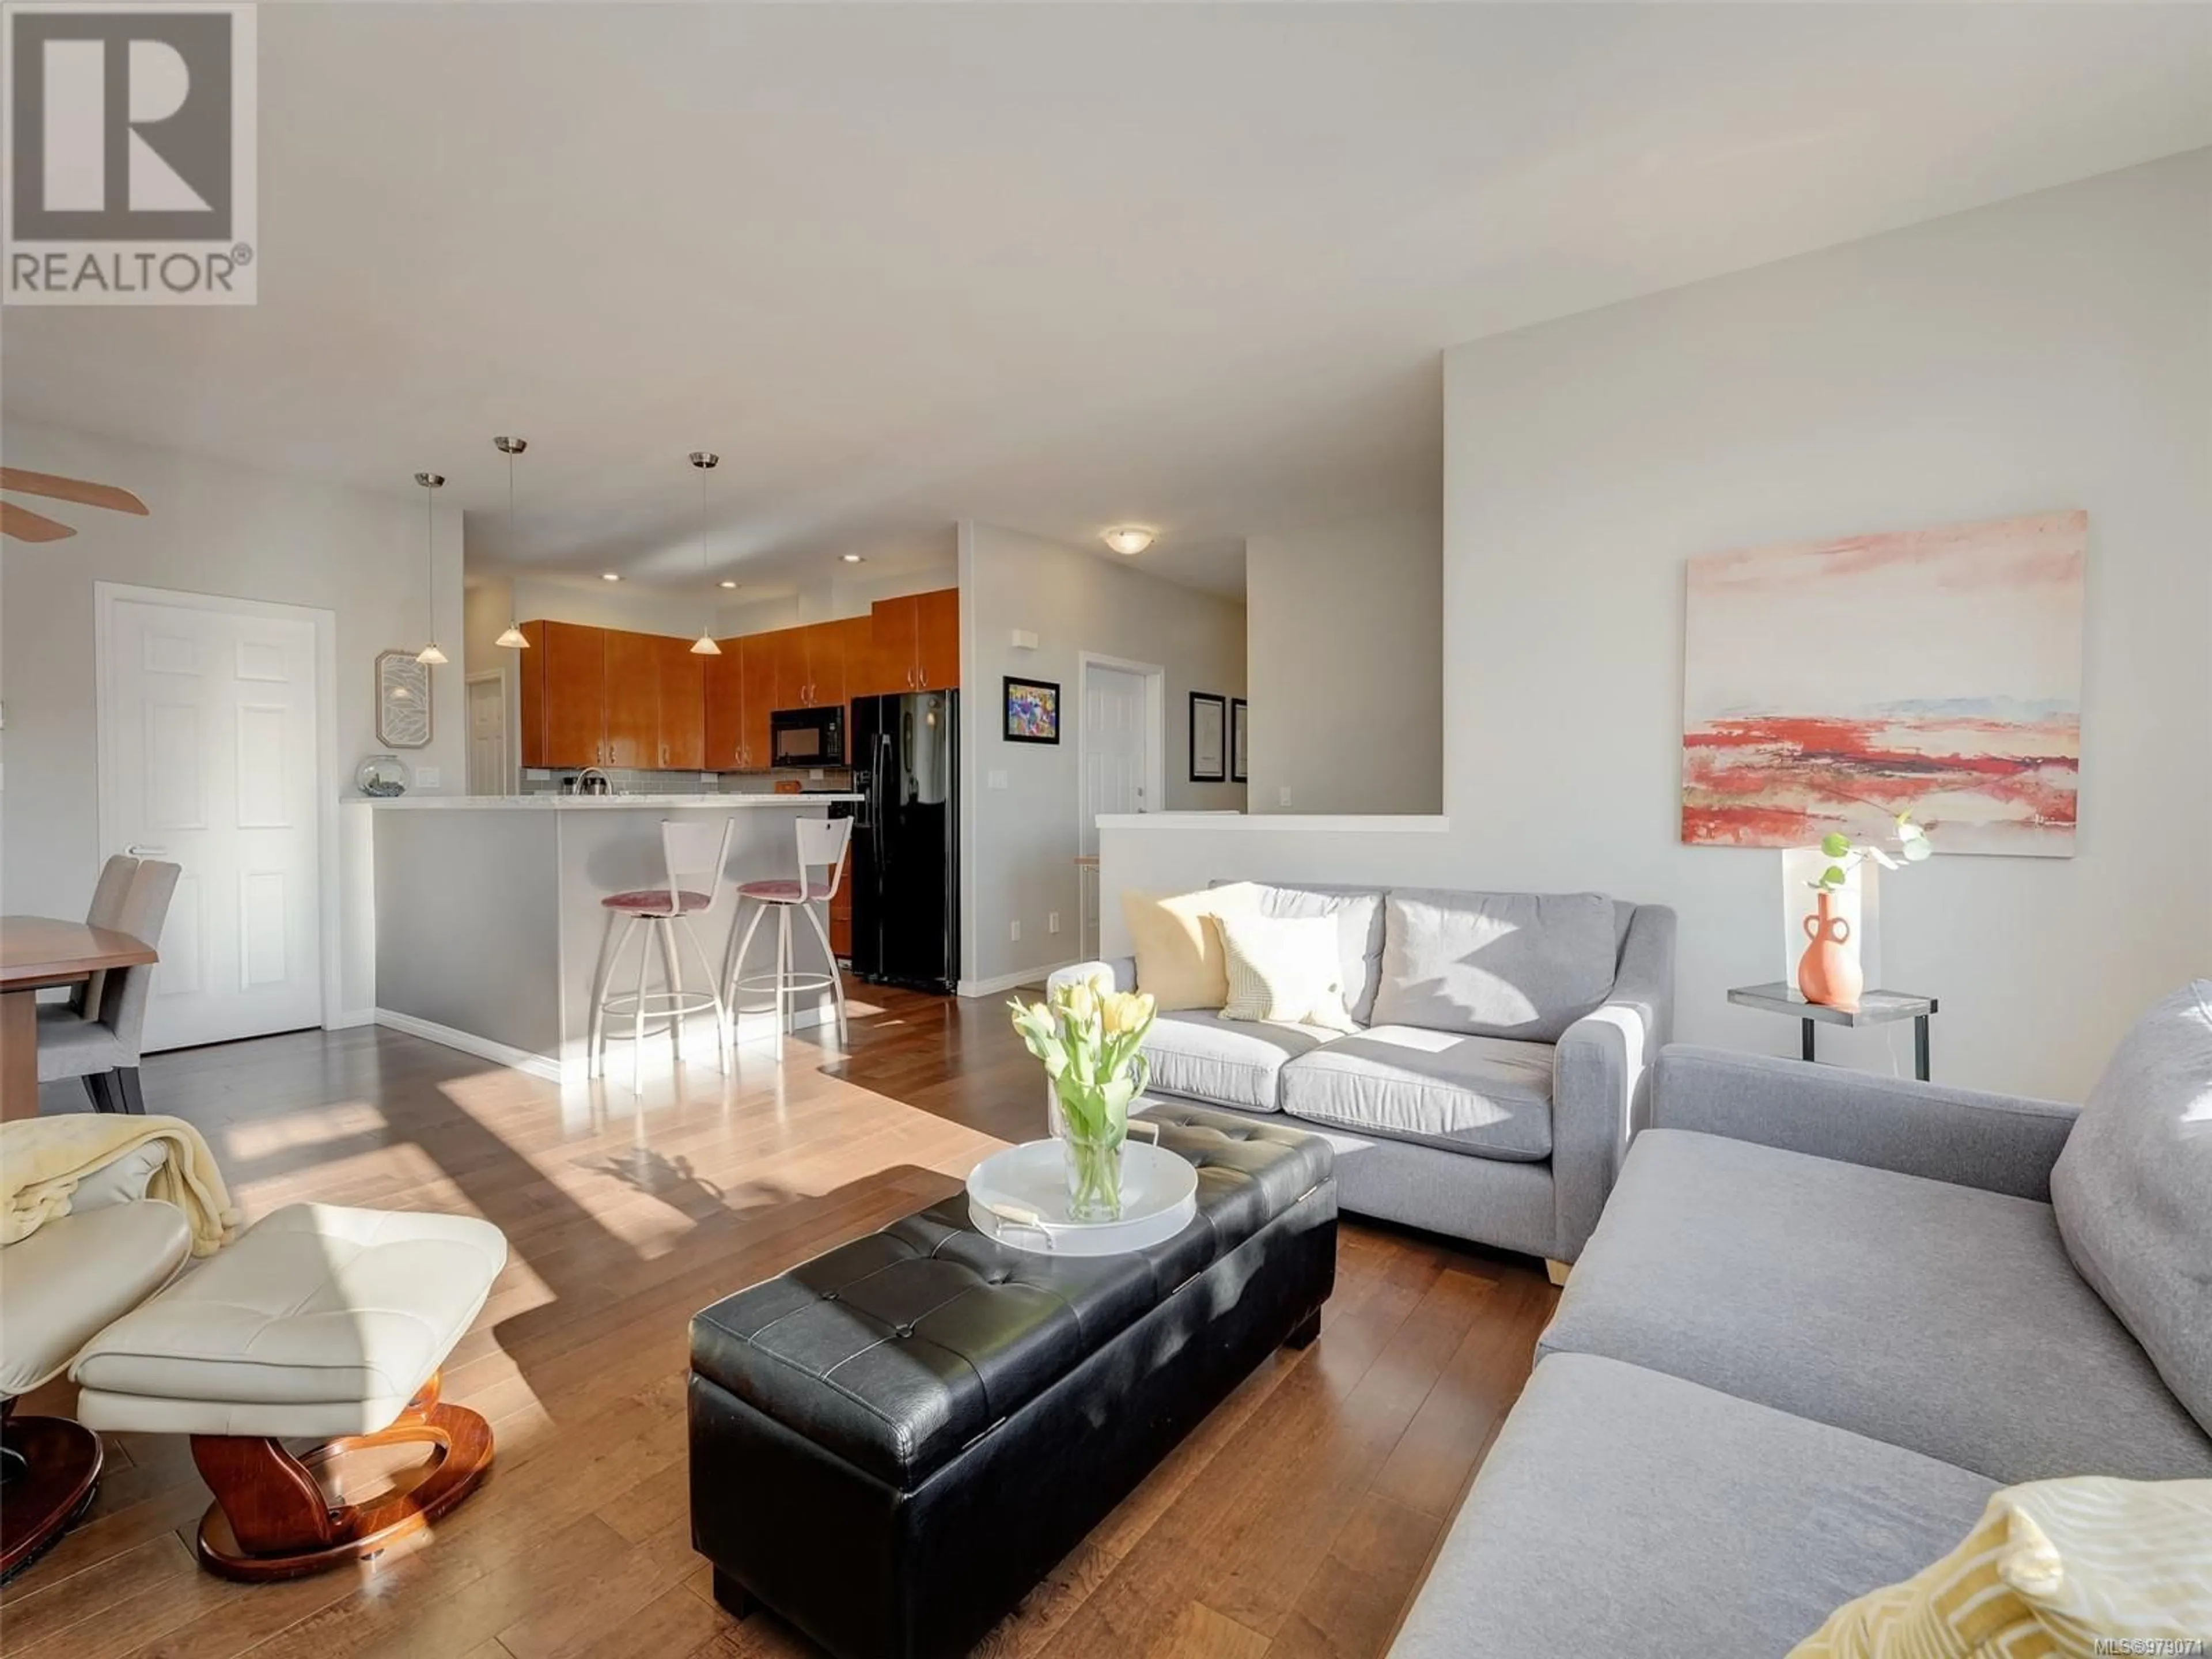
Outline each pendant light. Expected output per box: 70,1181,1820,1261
493,435,530,649
414,472,447,665
688,450,722,657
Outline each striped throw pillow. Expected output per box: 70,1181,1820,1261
1214,913,1358,1033
1791,1476,2212,1658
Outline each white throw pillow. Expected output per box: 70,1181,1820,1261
1214,913,1358,1033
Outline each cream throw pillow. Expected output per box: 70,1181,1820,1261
1791,1476,2212,1658
1214,913,1359,1033
1122,884,1262,1012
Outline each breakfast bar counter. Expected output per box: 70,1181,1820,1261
351,795,858,1084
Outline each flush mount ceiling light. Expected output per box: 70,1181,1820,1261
688,451,723,656
601,571,622,582
718,579,738,589
840,553,865,564
413,472,448,664
493,436,531,649
1103,527,1154,556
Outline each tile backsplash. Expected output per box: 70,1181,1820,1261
520,767,855,797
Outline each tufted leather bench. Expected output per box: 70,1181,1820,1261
688,1105,1336,1659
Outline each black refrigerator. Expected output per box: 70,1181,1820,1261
849,690,959,993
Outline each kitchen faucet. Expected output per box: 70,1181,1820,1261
574,767,613,796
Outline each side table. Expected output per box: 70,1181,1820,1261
1726,982,1939,1081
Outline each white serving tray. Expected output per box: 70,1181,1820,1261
967,1138,1199,1256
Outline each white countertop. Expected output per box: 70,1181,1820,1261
347,793,859,810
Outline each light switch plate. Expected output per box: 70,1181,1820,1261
1010,919,1022,942
1278,786,1292,806
416,766,442,789
1048,912,1060,935
987,769,1009,790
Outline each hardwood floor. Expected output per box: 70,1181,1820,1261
5,984,1558,1659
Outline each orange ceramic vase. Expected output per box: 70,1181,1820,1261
1797,890,1863,1011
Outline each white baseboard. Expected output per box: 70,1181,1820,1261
958,960,1081,998
374,1008,565,1084
324,1008,376,1031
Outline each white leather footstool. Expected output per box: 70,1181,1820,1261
71,1202,507,1581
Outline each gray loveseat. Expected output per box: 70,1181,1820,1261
1392,982,2212,1656
1051,884,1676,1270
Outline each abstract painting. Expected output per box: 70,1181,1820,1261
1003,677,1060,744
1681,509,2084,856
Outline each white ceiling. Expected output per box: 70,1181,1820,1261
5,4,2207,600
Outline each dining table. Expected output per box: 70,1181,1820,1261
1,916,159,1120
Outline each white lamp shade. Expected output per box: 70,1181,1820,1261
690,631,722,656
415,642,448,666
495,624,529,649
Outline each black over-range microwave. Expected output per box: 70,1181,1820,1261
770,704,844,768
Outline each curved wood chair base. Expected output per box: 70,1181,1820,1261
192,1385,493,1583
0,1416,104,1584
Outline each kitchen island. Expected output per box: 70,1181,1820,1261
351,794,857,1084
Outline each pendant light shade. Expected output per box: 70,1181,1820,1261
494,436,530,648
690,450,722,655
414,471,446,664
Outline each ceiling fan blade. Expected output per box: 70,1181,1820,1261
0,467,149,516
0,501,78,541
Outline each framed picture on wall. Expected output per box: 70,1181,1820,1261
1190,692,1227,782
1230,698,1248,783
374,650,433,748
1003,677,1061,744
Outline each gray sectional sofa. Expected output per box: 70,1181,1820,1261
1052,884,1676,1269
1392,982,2212,1656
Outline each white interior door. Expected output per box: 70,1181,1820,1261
467,673,506,795
1081,661,1152,952
101,590,323,1049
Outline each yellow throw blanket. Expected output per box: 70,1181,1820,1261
0,1114,239,1257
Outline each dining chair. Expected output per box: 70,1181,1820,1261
722,816,854,1056
36,859,179,1114
64,854,140,1020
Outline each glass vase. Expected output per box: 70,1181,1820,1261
1054,1081,1130,1222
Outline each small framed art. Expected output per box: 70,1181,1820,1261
1004,677,1061,744
1190,692,1226,782
1230,697,1248,783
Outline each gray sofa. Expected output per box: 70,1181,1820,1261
1051,884,1676,1269
1392,981,2212,1656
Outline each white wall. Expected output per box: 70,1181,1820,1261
1,422,465,1018
1443,150,2209,1099
1097,153,2211,1099
1245,509,1442,815
959,521,1247,990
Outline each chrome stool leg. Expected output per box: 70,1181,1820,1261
724,900,768,1047
797,899,849,1047
588,912,631,1081
654,918,685,1069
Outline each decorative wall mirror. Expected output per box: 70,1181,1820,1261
375,650,433,748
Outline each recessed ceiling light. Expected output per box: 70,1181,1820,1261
1103,527,1154,556
841,554,865,564
601,571,621,582
719,579,738,589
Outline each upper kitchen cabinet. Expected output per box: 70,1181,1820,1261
737,631,781,772
869,589,959,693
655,635,707,772
521,620,609,768
916,588,959,691
601,629,661,770
704,640,747,770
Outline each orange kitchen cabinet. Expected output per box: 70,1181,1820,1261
601,629,660,770
656,635,706,772
539,622,607,768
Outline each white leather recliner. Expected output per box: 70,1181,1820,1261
0,1142,192,1580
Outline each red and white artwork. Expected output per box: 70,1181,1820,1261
1681,510,2084,857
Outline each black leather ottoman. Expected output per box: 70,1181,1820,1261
688,1105,1336,1659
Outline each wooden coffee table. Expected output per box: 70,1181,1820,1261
1,917,158,1119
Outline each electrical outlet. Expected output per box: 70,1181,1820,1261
1278,786,1292,807
1048,911,1060,935
416,766,441,790
1010,919,1022,943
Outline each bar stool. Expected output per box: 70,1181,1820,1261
722,817,853,1056
588,819,736,1092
